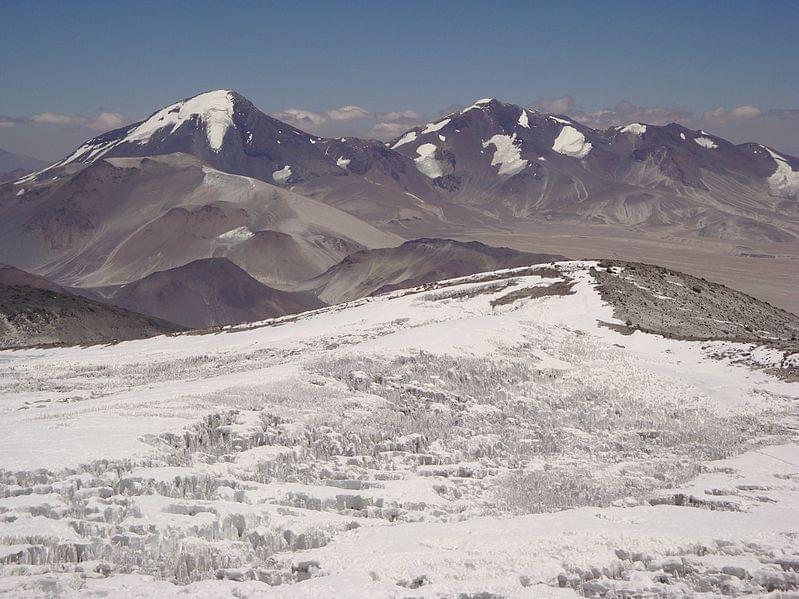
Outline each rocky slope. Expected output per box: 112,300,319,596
301,238,565,303
0,281,183,348
86,258,324,329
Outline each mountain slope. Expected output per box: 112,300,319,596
88,257,324,329
0,280,183,348
301,237,566,303
1,153,400,287
0,148,48,182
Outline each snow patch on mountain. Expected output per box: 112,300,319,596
695,137,718,149
125,90,235,152
391,130,418,149
422,118,451,135
482,133,528,176
549,116,572,125
414,143,444,178
336,156,350,169
620,123,646,135
552,126,592,158
764,147,799,199
272,165,292,183
217,226,255,243
517,109,530,128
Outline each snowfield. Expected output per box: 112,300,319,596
0,262,798,598
552,126,593,158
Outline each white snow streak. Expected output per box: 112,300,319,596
421,118,451,135
391,130,418,149
694,136,718,149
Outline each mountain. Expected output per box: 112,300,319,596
0,266,183,348
0,262,66,293
387,98,799,242
301,238,566,303
2,261,797,596
85,257,324,329
4,89,799,315
15,90,458,228
1,153,400,288
0,148,48,182
15,91,798,243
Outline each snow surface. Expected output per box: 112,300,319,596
390,131,417,149
763,146,799,199
694,136,718,149
217,226,255,243
552,126,592,158
414,143,444,178
421,118,451,135
124,90,235,152
462,98,494,112
482,133,528,176
1,262,797,597
336,156,350,169
517,109,530,128
272,165,292,183
619,123,646,135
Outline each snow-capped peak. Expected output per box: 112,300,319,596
462,98,497,113
125,89,236,152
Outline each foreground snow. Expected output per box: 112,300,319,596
0,262,797,597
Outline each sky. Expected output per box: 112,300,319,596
1,0,798,161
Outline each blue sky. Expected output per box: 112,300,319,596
2,0,798,160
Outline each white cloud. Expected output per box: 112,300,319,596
569,100,694,128
2,110,131,132
531,96,575,114
90,111,127,131
325,105,370,122
271,108,327,129
369,122,411,139
382,109,421,121
270,104,421,139
702,105,762,125
30,112,82,126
